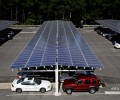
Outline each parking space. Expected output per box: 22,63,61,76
0,26,120,99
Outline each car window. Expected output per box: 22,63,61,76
21,81,35,85
29,82,35,85
28,77,33,80
73,78,78,84
34,78,41,85
21,82,29,85
92,79,97,84
85,80,91,84
17,78,24,84
78,80,83,85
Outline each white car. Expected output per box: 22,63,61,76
11,77,52,93
114,41,120,49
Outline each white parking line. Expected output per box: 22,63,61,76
13,38,31,39
6,93,54,96
20,32,37,34
105,91,120,94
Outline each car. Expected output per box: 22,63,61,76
62,75,100,94
104,31,116,40
114,40,120,49
1,28,14,39
94,26,103,34
98,28,111,36
11,77,52,93
17,71,55,82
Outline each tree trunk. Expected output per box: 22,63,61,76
22,9,25,23
11,9,13,20
16,6,18,20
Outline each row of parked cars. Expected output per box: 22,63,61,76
0,28,14,44
11,71,105,94
94,26,120,49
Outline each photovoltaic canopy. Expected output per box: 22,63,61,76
11,21,103,69
96,19,120,34
0,20,18,31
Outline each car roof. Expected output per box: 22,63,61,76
24,77,34,81
77,75,98,80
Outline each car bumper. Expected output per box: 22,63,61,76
11,86,16,92
114,44,120,48
46,84,53,91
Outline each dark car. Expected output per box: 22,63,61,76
17,72,55,82
62,75,100,94
1,28,14,39
94,26,103,34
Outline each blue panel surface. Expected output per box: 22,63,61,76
11,20,103,69
11,21,57,68
58,21,103,68
96,20,120,34
0,20,18,31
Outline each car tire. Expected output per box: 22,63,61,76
40,88,46,93
66,88,72,94
89,88,96,94
16,88,22,93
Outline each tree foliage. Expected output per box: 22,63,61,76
0,0,120,25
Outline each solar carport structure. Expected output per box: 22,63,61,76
11,20,103,95
0,20,18,31
96,19,120,34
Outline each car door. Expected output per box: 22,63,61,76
21,82,28,91
26,82,39,91
83,79,91,90
74,79,85,91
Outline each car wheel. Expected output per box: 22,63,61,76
40,88,46,93
89,88,96,94
16,88,22,93
66,88,72,94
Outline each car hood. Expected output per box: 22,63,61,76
41,80,51,86
63,79,74,85
12,79,19,85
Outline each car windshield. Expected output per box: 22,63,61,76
17,78,24,84
34,78,42,85
72,78,78,84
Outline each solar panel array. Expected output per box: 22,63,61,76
58,21,103,67
11,21,103,69
0,20,18,31
96,19,120,34
11,21,57,68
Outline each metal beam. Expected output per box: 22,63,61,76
54,20,61,96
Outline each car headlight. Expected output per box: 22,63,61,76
47,85,51,88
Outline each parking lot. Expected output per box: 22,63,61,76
0,26,120,99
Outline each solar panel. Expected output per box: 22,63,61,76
11,21,57,68
58,21,103,68
11,20,103,69
96,19,120,34
0,20,18,31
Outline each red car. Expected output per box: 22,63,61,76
62,75,100,94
